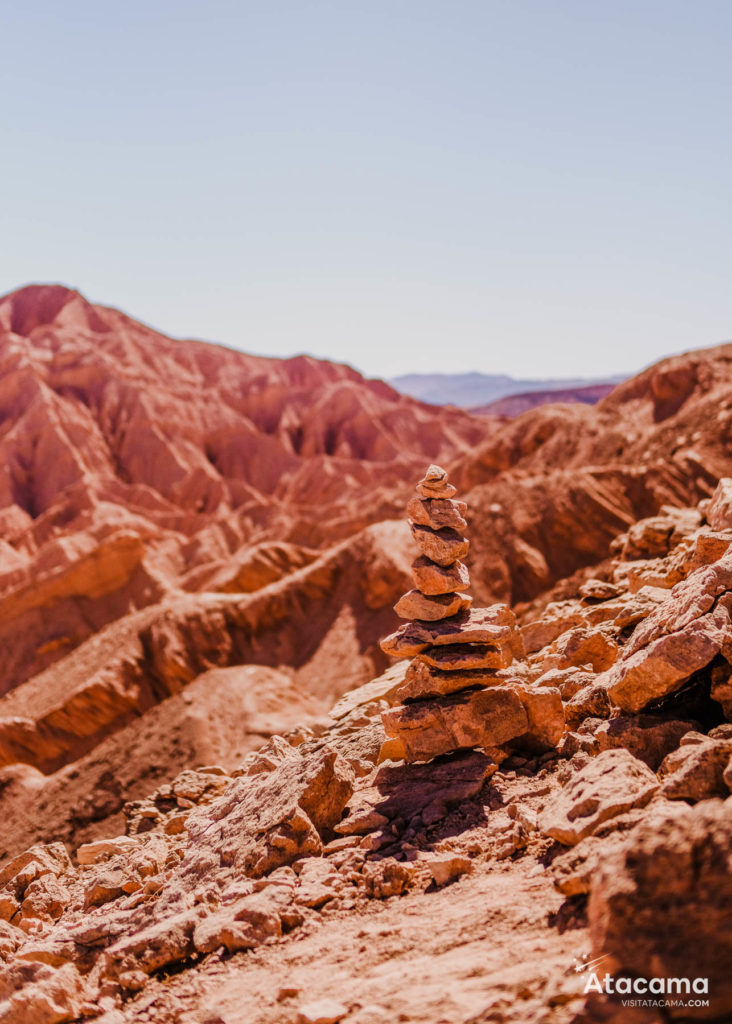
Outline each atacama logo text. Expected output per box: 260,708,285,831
584,972,709,1008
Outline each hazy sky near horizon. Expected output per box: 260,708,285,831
2,1,732,380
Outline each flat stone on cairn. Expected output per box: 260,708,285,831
380,604,520,659
407,497,468,532
411,523,469,566
411,555,470,596
394,589,471,621
378,465,564,763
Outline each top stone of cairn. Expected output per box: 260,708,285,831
416,464,457,500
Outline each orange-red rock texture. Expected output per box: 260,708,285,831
0,285,487,781
2,284,732,1023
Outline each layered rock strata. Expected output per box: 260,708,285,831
379,466,563,762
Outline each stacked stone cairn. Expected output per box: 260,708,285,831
379,465,565,763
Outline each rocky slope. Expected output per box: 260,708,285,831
2,474,732,1023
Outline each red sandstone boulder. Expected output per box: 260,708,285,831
182,748,355,878
588,799,732,1020
539,749,660,845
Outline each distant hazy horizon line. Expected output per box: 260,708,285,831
2,279,729,388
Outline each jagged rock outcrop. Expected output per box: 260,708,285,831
539,748,659,844
599,549,732,712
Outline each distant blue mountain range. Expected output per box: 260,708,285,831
389,371,626,409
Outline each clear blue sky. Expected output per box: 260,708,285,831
2,1,731,379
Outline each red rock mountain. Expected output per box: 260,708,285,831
1,285,732,1022
2,283,732,856
455,343,732,603
0,284,489,693
0,284,496,851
